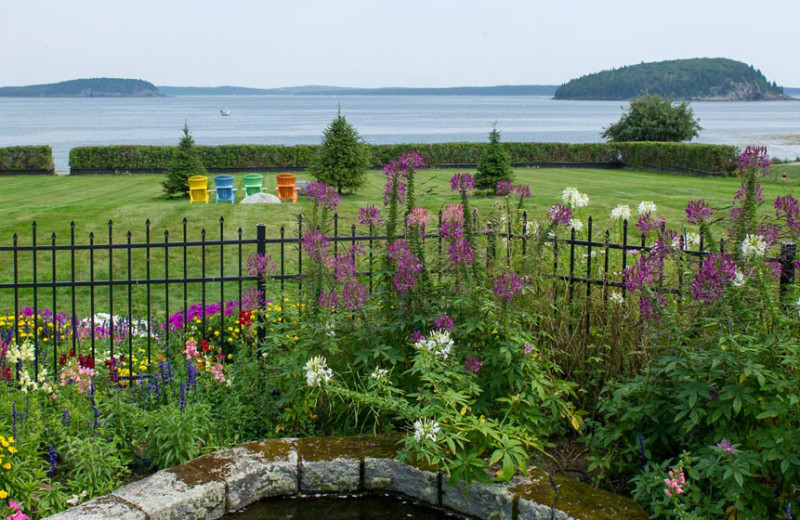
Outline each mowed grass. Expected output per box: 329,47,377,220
2,165,799,241
0,165,798,316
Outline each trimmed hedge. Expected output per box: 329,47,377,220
69,142,739,174
0,146,54,173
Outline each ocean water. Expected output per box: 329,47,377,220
1,95,799,169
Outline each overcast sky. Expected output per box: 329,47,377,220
3,0,799,88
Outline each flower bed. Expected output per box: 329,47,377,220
1,146,799,519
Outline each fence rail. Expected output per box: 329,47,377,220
0,215,795,381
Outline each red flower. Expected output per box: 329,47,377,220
239,310,252,327
201,339,210,352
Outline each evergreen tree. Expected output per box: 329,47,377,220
475,124,513,193
309,107,370,195
162,122,207,197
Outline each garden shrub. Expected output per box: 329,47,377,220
0,146,53,173
69,141,739,174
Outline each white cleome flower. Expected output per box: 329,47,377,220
740,234,767,259
568,219,584,232
609,290,624,305
637,201,657,215
304,356,333,387
562,187,589,209
413,418,441,443
370,367,389,381
414,330,454,359
610,204,631,221
732,270,746,287
686,232,701,248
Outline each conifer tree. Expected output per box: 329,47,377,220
162,122,207,197
309,106,370,195
476,124,513,193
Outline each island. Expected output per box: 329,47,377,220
0,78,162,97
554,58,793,101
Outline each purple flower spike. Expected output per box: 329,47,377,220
547,204,571,225
497,180,514,196
358,205,383,226
493,271,524,300
306,182,340,211
398,151,424,171
433,314,454,331
448,238,475,265
464,356,482,373
739,145,771,174
246,253,277,277
513,184,532,198
686,199,713,224
716,439,738,455
302,230,329,261
450,173,474,195
692,253,737,303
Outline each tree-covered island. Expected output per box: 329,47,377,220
555,58,793,101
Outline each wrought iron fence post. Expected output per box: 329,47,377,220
779,242,796,303
256,223,267,343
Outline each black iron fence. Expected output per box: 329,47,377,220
0,215,796,380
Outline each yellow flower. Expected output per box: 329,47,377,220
7,447,16,454
0,490,7,499
227,338,232,343
226,354,233,360
3,463,10,470
214,331,219,337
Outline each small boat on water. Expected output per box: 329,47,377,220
220,109,231,116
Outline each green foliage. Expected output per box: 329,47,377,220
62,436,130,498
555,57,787,100
0,146,54,172
161,122,207,198
475,125,513,192
142,403,212,469
309,108,370,194
602,94,702,143
69,141,739,175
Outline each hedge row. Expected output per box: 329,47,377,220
69,142,739,174
0,146,54,173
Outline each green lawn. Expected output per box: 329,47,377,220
1,166,797,315
2,165,799,241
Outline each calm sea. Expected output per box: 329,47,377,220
1,95,799,169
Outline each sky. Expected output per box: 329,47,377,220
3,0,800,88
